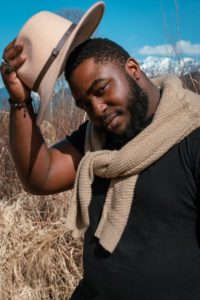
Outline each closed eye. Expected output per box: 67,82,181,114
95,84,108,97
76,100,91,111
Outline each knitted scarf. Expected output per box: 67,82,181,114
65,75,200,253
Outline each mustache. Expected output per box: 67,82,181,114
101,109,123,126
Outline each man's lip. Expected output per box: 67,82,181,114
103,113,117,126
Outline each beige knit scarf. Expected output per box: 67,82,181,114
65,75,200,253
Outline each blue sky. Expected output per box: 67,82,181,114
0,0,200,86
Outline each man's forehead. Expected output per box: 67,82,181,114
71,57,124,79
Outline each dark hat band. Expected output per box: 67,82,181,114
32,22,76,92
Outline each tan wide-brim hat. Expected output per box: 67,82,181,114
15,2,105,125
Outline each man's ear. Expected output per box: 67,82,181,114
125,57,141,80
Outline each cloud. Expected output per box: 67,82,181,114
138,40,200,56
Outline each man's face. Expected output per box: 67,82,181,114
69,58,148,139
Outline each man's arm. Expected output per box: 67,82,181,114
2,40,82,195
9,104,82,194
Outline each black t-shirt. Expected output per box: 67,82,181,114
68,121,200,300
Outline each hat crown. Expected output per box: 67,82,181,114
17,12,73,89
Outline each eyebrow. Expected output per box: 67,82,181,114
86,78,106,95
75,78,107,105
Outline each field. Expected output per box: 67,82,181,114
0,104,85,300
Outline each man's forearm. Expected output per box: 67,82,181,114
9,100,51,193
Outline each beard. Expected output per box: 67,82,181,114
108,73,151,148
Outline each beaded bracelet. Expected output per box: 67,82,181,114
9,98,33,117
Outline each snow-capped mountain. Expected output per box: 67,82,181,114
0,56,199,110
140,56,200,77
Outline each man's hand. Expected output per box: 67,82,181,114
1,39,30,102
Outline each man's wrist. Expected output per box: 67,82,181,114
9,97,32,107
9,97,33,117
9,97,32,106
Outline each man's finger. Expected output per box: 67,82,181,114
1,54,26,76
3,44,24,62
3,38,16,52
0,59,16,76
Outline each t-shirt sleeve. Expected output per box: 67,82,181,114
190,128,200,188
182,128,200,192
67,121,88,156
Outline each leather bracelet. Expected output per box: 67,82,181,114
9,97,32,108
9,97,33,117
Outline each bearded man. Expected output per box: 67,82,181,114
2,36,200,300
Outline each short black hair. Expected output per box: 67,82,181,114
64,38,130,81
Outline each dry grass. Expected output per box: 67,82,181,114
0,111,83,300
0,193,83,300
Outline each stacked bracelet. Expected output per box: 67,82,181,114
9,97,32,108
9,98,33,117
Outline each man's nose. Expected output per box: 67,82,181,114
92,100,107,117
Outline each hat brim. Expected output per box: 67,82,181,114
35,2,105,125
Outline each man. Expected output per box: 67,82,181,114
1,37,200,300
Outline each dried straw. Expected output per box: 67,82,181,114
0,111,83,300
